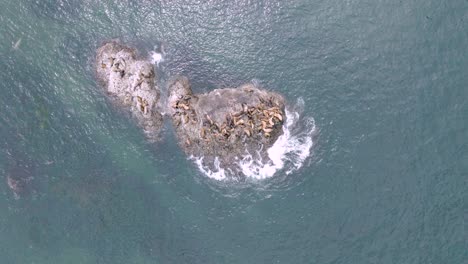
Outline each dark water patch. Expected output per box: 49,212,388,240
3,159,175,263
26,214,63,250
47,164,174,263
0,61,83,162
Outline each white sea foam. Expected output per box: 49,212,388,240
239,108,315,179
150,51,164,66
192,98,316,180
193,156,228,181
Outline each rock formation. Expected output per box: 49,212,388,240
95,41,163,141
95,41,288,177
167,76,286,175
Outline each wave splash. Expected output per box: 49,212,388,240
150,43,165,66
192,98,316,180
193,156,229,181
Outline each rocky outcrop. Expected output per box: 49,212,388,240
95,42,288,177
167,76,286,174
96,41,163,141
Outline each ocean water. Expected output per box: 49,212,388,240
0,0,466,263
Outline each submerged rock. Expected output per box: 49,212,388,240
96,41,163,141
167,76,286,177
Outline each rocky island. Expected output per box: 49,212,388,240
95,41,163,141
167,77,286,176
95,42,287,178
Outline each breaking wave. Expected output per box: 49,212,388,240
193,156,229,180
192,98,316,180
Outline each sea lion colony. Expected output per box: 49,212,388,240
171,95,284,147
96,41,287,174
96,42,163,141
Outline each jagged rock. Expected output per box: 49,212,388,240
167,76,286,175
95,41,163,141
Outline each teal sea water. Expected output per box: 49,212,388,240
0,0,466,263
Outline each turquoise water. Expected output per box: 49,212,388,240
0,0,466,263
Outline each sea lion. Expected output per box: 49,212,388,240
179,103,190,110
244,128,251,137
269,117,275,127
274,112,283,121
206,114,214,126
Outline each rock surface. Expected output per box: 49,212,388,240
96,41,163,141
167,76,286,175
